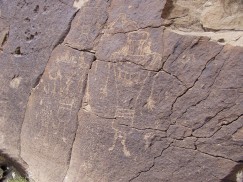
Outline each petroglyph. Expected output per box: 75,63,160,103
82,84,92,113
99,63,112,97
76,6,100,41
112,63,151,126
44,54,83,96
107,14,138,33
4,0,240,181
114,63,144,87
111,30,163,71
66,0,109,50
145,97,156,111
109,121,131,157
57,99,74,123
21,45,94,181
33,47,90,138
143,78,157,111
115,108,135,119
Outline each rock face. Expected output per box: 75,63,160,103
0,0,242,182
162,0,243,31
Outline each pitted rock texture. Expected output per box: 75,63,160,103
0,0,242,182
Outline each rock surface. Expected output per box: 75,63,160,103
0,0,242,182
162,0,243,31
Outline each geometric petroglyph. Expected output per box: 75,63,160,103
115,67,142,86
114,62,149,87
57,99,75,123
56,54,79,64
115,108,135,119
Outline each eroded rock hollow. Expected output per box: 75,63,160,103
0,0,242,181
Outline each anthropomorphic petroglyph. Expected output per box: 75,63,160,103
111,30,162,71
108,121,131,157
